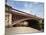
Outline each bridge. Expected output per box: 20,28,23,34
5,4,44,35
5,4,43,30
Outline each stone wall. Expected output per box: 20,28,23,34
5,12,12,27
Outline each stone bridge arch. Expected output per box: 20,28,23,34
12,17,40,26
12,17,42,30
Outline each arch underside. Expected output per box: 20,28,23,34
12,13,40,26
12,13,42,30
12,18,39,25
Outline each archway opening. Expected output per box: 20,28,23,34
26,19,41,30
13,18,41,30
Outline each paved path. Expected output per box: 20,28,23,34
5,27,41,35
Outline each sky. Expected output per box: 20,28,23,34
6,0,44,18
